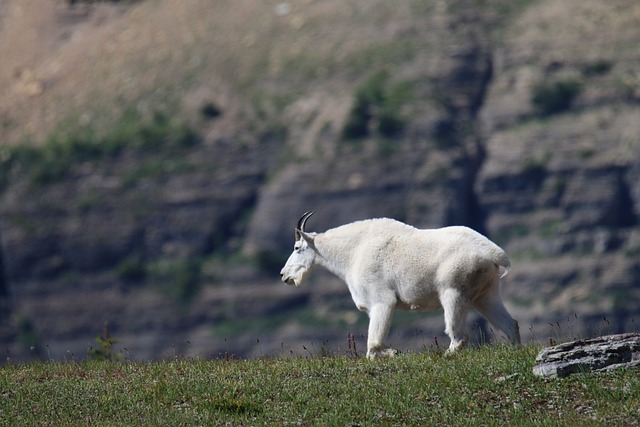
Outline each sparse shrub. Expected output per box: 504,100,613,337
538,219,561,238
495,223,530,243
87,321,121,362
578,147,596,159
116,253,147,283
342,71,409,140
531,79,582,115
580,59,613,77
109,109,199,152
342,99,371,139
148,258,202,304
121,157,196,189
522,158,547,175
376,111,404,138
200,101,222,119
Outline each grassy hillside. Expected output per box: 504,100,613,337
1,346,639,426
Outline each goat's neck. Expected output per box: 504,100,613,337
313,229,359,281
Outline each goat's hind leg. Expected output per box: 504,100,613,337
472,282,520,344
440,288,470,354
366,303,397,360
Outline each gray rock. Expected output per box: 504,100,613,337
532,333,640,378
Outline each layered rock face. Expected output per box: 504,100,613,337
477,0,640,341
0,0,639,361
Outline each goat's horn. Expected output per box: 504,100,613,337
295,211,315,240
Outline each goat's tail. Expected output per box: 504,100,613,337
496,251,511,279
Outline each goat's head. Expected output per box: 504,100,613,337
280,211,318,287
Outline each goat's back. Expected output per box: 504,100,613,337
336,219,508,274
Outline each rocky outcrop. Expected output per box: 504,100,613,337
533,333,640,378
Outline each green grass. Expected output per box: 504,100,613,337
1,345,639,426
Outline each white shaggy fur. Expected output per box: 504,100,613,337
280,214,520,359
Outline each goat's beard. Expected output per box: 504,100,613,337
282,277,297,287
281,272,303,287
290,274,304,287
282,264,315,287
287,271,307,287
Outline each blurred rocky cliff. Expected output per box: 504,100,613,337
0,0,639,361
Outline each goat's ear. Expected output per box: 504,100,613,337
297,229,316,247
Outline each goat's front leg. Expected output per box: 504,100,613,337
366,303,397,360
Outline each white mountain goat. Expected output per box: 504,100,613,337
280,211,520,359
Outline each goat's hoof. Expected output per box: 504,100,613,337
444,339,467,356
367,347,398,360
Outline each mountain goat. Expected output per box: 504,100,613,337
280,211,520,359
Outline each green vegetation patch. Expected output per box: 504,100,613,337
531,79,582,116
147,258,203,305
1,346,639,425
342,71,413,140
0,108,200,188
580,59,613,77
